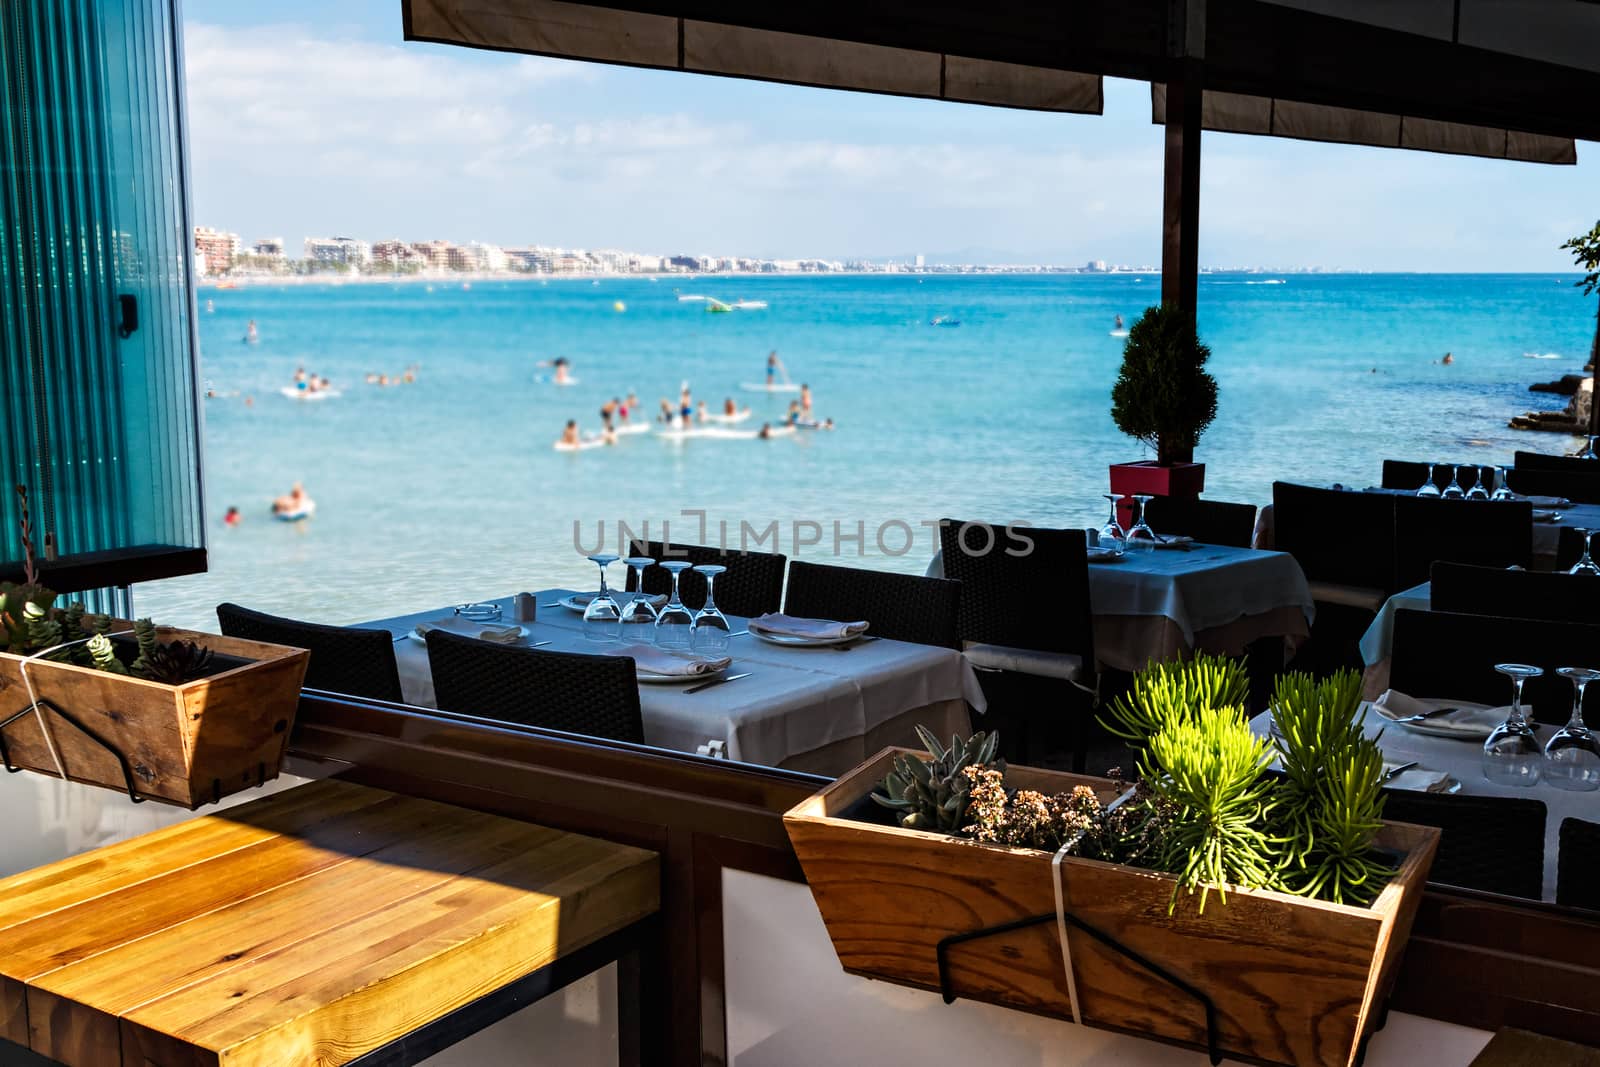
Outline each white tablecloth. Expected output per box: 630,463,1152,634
1360,582,1431,667
1254,705,1595,901
928,544,1315,671
360,592,986,773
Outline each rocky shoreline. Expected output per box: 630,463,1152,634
1511,357,1595,434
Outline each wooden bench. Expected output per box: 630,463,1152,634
0,779,660,1066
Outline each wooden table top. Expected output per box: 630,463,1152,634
0,779,659,1066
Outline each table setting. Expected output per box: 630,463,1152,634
358,553,985,775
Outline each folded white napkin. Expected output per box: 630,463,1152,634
616,642,731,676
1152,535,1195,550
1371,690,1513,737
1382,761,1453,793
749,613,870,640
415,618,524,644
1522,495,1572,508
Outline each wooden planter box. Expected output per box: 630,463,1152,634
785,749,1440,1067
0,627,309,808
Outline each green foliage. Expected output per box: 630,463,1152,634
1101,653,1249,746
131,618,160,677
871,726,1001,833
132,637,214,685
22,602,66,660
1271,669,1391,904
1109,304,1220,465
0,584,58,652
1142,704,1280,912
1561,221,1600,296
85,633,128,675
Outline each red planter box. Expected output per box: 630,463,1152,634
1110,461,1206,526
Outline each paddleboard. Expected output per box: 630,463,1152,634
280,387,341,400
741,382,802,393
703,410,753,424
612,421,652,435
1109,329,1129,338
554,437,609,452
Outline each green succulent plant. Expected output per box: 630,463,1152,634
1101,652,1249,747
1141,703,1280,913
871,725,1001,833
130,618,160,676
85,633,128,675
132,638,214,685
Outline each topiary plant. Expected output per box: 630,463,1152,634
1110,304,1219,466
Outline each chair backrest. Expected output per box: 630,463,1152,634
1390,607,1600,723
1392,496,1532,590
1558,817,1600,911
938,519,1093,666
216,602,403,702
784,560,960,649
1381,460,1488,494
1506,466,1600,505
622,540,785,618
1380,790,1545,900
1429,561,1600,624
424,628,643,743
1271,482,1396,591
1514,449,1600,474
1557,526,1594,571
1140,496,1257,549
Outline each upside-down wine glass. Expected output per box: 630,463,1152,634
654,560,695,651
1576,434,1599,461
1570,530,1600,577
1483,663,1544,787
620,557,659,635
581,554,621,642
1465,465,1490,501
1125,494,1157,553
1545,667,1600,792
1416,463,1442,498
1099,493,1127,547
1489,466,1515,502
1440,465,1466,500
691,564,731,656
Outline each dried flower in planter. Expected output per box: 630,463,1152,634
961,766,1104,851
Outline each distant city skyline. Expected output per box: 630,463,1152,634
184,0,1600,273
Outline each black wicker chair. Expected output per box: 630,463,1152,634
1390,608,1600,725
216,602,403,702
1429,562,1600,625
1505,466,1600,505
1392,496,1532,590
1514,449,1600,474
1272,482,1396,594
424,628,643,743
939,519,1096,769
1381,460,1489,495
1557,817,1600,912
783,560,960,649
1379,790,1545,900
622,540,785,618
1140,496,1258,549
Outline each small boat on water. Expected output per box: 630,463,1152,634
930,315,961,327
730,300,768,310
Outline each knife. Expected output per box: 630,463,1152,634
685,672,751,694
1382,761,1419,782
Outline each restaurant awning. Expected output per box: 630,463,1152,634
1150,84,1577,165
404,0,1103,113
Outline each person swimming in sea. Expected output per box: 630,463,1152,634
223,506,241,528
560,420,580,447
625,391,640,420
271,482,310,517
1441,352,1455,365
696,400,709,424
758,422,773,440
658,398,674,424
679,384,693,428
600,397,619,430
785,400,802,426
205,298,214,314
243,320,259,344
766,351,784,387
800,384,813,419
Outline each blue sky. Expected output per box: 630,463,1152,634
184,0,1599,270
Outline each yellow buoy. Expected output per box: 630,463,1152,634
613,301,626,313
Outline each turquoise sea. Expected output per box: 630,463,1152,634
139,272,1593,630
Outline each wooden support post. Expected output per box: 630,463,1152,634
1161,60,1203,318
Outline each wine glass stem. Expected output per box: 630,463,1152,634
703,574,717,613
1512,678,1526,727
598,567,609,595
1574,680,1590,731
669,569,682,607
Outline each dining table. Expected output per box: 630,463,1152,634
359,591,986,776
1252,704,1589,902
1357,581,1432,697
928,543,1316,673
